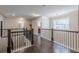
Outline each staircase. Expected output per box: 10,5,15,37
0,28,34,53
12,35,32,53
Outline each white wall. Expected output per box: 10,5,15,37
50,10,78,31
32,17,41,35
3,17,30,29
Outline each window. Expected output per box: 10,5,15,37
41,16,49,29
53,17,69,30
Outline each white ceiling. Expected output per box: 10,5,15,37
0,5,78,19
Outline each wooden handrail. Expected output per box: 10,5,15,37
53,29,78,33
41,28,78,33
0,28,24,30
41,28,52,30
11,31,26,33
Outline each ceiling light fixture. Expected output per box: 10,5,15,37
32,13,40,17
18,17,24,24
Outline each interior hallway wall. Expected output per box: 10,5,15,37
3,17,30,29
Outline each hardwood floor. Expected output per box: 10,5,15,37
16,35,77,53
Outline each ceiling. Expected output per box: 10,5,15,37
0,5,78,20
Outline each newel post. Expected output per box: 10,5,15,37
31,29,34,45
0,21,3,37
7,29,11,53
51,29,54,42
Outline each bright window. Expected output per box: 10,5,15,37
41,16,49,29
53,18,69,30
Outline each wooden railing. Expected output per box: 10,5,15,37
41,29,79,52
0,28,79,52
0,28,34,53
0,28,24,38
